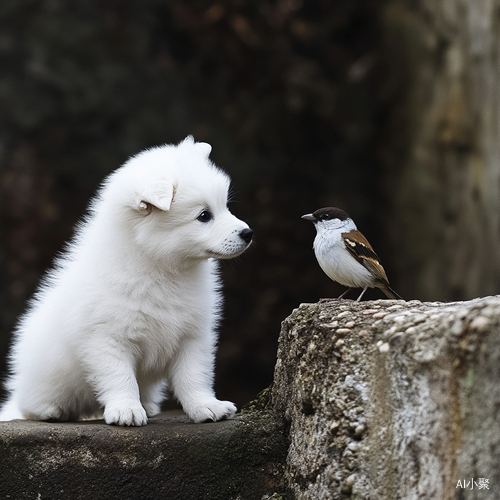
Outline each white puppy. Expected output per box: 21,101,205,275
0,136,253,426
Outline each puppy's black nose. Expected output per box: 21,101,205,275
239,228,253,243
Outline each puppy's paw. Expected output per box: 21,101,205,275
186,399,237,423
104,402,148,426
143,401,161,418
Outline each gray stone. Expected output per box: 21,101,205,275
270,296,500,499
0,410,288,500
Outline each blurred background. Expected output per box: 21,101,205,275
1,0,500,408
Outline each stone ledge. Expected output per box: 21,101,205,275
0,410,288,500
270,296,500,499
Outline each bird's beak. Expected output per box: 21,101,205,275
301,214,316,222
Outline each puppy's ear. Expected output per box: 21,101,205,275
180,136,212,158
181,135,195,145
196,142,212,158
135,180,174,212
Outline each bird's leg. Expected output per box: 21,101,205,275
320,288,353,302
355,287,368,302
337,287,353,300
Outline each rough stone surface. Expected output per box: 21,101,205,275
0,410,289,500
270,296,500,499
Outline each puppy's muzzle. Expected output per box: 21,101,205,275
239,228,253,244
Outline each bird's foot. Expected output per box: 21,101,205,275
319,297,352,302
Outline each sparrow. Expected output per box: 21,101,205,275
302,207,402,301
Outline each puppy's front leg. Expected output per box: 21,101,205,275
83,342,147,426
168,336,236,423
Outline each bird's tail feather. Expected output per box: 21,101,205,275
381,286,403,300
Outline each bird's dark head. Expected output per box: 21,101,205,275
301,207,351,224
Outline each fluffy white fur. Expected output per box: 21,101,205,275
0,136,252,426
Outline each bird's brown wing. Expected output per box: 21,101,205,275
341,230,391,287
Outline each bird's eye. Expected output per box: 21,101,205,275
322,214,330,220
197,210,213,223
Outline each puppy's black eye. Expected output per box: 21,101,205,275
197,210,213,223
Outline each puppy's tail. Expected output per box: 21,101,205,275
381,286,403,301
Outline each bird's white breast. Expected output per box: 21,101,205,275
313,222,374,288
